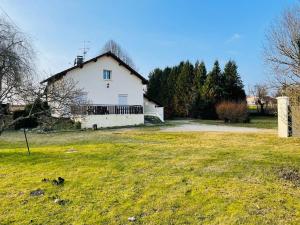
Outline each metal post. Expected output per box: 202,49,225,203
23,128,30,155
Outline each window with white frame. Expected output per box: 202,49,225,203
118,94,128,105
103,70,111,80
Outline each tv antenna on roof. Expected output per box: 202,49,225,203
79,40,90,60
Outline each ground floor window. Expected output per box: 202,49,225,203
118,94,128,105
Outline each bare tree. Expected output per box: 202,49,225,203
264,4,300,128
264,5,300,86
249,84,269,114
1,77,86,134
0,16,34,130
101,40,136,70
0,16,86,135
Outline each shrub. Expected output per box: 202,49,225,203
144,115,163,124
12,110,38,129
216,101,249,123
39,117,81,131
24,99,50,116
1,104,9,115
74,121,81,129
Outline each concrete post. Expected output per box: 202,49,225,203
277,96,290,137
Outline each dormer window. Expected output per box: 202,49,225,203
103,70,111,80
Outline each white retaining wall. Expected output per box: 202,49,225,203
76,114,144,129
143,97,164,122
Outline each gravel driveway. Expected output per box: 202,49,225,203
161,121,275,133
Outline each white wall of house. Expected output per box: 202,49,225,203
75,114,144,128
144,97,164,122
64,56,144,105
48,55,147,128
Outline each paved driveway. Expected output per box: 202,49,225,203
161,121,275,133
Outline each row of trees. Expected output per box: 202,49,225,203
147,60,246,118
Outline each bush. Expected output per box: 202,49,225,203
1,104,9,115
144,115,163,124
12,110,38,129
74,121,81,129
25,99,50,117
216,101,249,123
38,117,81,131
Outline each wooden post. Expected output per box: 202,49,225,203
23,128,30,155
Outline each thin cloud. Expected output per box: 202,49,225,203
226,33,242,43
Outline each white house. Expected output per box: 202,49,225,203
41,51,164,128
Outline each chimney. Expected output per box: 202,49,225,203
74,55,84,66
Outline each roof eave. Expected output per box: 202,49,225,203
40,51,148,85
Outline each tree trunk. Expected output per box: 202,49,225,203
259,103,265,115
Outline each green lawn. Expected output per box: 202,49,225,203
1,129,300,224
192,116,278,129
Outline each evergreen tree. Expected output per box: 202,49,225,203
147,59,246,119
202,60,223,102
174,61,195,117
165,66,179,117
159,67,172,106
194,61,207,88
199,61,224,119
190,61,207,117
147,68,163,103
223,60,246,101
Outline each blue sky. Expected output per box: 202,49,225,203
0,0,296,89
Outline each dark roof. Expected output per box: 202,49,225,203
143,94,162,107
41,51,148,84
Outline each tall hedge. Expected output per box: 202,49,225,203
147,60,246,119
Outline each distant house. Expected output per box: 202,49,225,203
41,51,164,128
246,96,257,106
246,95,276,108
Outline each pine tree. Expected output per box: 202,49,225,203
190,61,207,118
223,60,246,101
159,67,171,106
147,59,246,119
202,60,223,102
165,66,179,117
198,60,224,119
194,61,207,88
147,68,163,103
174,61,195,117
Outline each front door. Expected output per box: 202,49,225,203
118,94,128,105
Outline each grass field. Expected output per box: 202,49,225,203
1,129,300,224
192,116,278,129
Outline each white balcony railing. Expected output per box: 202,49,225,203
71,104,143,115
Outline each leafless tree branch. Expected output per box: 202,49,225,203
0,16,86,134
264,4,300,128
101,39,137,70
